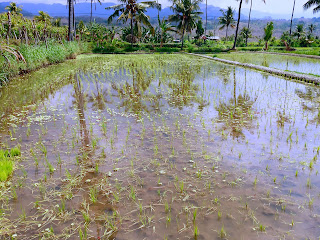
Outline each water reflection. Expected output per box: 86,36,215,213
72,74,92,164
296,86,320,123
219,53,320,76
216,68,256,138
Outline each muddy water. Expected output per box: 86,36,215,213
217,52,320,76
0,54,320,240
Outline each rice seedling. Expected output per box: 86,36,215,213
259,224,266,232
219,225,226,238
89,187,98,204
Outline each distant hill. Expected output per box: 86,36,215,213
0,2,32,16
0,2,262,20
2,1,320,38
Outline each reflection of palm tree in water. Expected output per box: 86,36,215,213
262,56,269,68
217,65,232,85
295,86,320,123
277,81,291,126
168,63,203,109
72,74,91,161
216,68,257,138
87,75,111,111
112,62,153,114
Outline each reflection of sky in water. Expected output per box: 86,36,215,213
1,55,320,239
219,53,320,76
41,59,320,175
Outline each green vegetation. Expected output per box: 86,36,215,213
0,147,20,181
1,41,90,83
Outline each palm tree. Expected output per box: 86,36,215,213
106,0,161,46
5,2,22,14
303,0,320,13
218,6,235,40
205,0,207,35
289,0,296,36
68,0,74,41
245,0,266,46
34,11,52,23
168,0,203,49
158,17,177,47
232,0,244,50
263,21,273,50
294,24,305,40
308,23,316,34
53,18,62,27
89,0,102,23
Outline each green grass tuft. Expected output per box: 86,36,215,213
0,147,20,181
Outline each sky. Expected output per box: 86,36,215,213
6,0,320,18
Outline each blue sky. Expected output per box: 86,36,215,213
7,0,320,17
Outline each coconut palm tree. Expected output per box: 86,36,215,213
168,0,203,49
5,2,22,14
53,18,62,27
205,0,207,35
231,0,245,50
89,0,102,23
294,24,305,40
232,0,266,49
34,11,52,23
308,23,316,34
68,0,74,41
106,0,161,46
245,0,266,46
218,6,235,40
303,0,320,13
289,0,296,36
158,16,177,47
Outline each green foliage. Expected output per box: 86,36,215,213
263,22,274,50
168,0,203,48
195,20,204,38
0,41,90,82
0,147,20,182
236,27,252,47
106,0,161,42
219,6,235,38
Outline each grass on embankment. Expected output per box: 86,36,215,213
0,41,91,83
0,147,20,181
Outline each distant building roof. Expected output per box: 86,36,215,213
207,36,220,40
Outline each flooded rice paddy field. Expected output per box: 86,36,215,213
216,52,320,76
0,54,320,239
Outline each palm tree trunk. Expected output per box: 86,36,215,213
68,0,74,41
226,25,228,39
245,0,253,47
289,0,296,36
131,17,133,48
73,4,76,39
7,12,11,45
205,0,207,35
232,0,243,50
181,29,185,50
90,0,93,23
160,32,164,47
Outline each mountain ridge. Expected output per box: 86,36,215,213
0,1,292,20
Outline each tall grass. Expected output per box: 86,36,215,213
0,41,90,83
